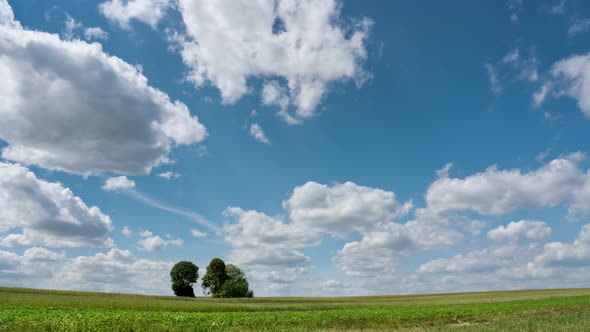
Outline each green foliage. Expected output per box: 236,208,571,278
201,258,229,296
170,261,198,297
217,264,253,298
218,279,254,298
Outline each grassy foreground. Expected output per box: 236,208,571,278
0,287,589,331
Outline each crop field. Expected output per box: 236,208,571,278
1,287,590,331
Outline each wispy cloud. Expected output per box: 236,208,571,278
125,190,218,232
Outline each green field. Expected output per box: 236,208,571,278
1,287,590,331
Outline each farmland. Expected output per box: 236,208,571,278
1,287,590,331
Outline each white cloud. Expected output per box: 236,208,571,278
157,171,180,179
534,224,590,267
121,226,132,237
0,2,207,176
0,162,113,248
0,247,65,288
136,230,183,251
63,14,81,40
334,217,463,277
223,207,316,268
55,248,173,294
284,181,413,237
533,82,551,107
125,190,217,231
102,176,136,191
320,279,351,289
419,247,518,274
424,154,584,216
99,0,174,29
84,27,108,40
0,0,18,28
262,81,296,124
139,230,153,237
249,123,271,144
488,220,552,243
176,0,371,123
190,229,206,238
485,48,538,94
569,172,590,218
535,53,590,118
0,246,175,295
224,181,455,280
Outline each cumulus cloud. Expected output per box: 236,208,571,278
99,0,174,29
55,248,173,294
223,207,316,267
0,0,18,28
136,230,183,251
334,217,463,277
0,162,113,248
488,220,552,243
534,224,590,267
0,2,207,176
419,247,518,274
0,247,175,294
0,247,65,288
102,176,136,191
284,181,413,237
424,154,585,216
249,123,271,144
224,181,455,280
413,222,590,293
175,0,371,123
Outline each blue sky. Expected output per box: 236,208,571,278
2,0,590,296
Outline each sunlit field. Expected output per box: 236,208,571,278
1,287,590,331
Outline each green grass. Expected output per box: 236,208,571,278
0,287,589,331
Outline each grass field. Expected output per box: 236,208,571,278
1,287,590,331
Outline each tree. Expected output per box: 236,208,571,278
170,261,199,297
219,279,253,298
219,264,253,298
201,258,229,296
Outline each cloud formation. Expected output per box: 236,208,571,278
0,162,113,248
175,0,371,123
535,53,590,118
137,230,183,252
102,176,136,191
487,220,552,243
99,0,174,29
249,123,271,144
424,154,585,217
0,1,207,176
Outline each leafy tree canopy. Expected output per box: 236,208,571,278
170,261,199,297
201,258,229,296
202,259,253,297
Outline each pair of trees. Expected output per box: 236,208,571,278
170,258,253,298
